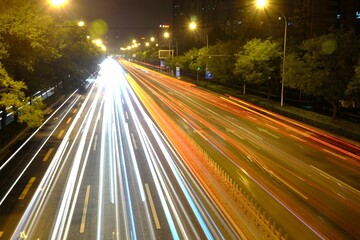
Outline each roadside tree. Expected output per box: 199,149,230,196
284,30,359,119
234,38,281,100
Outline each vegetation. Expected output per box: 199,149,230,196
127,28,360,123
284,30,360,119
234,38,281,100
0,0,104,129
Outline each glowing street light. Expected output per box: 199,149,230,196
145,42,150,47
189,20,208,48
77,21,85,27
50,0,68,7
256,0,287,107
150,37,155,42
256,0,267,8
189,21,197,30
163,32,170,39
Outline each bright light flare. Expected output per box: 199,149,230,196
77,21,85,27
50,0,67,7
164,32,170,38
256,0,267,8
189,22,197,30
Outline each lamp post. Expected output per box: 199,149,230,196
256,0,287,107
189,21,208,48
163,31,171,56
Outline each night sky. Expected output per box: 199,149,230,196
70,0,173,47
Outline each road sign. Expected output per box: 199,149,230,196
158,50,174,59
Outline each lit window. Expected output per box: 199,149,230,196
356,11,360,19
337,14,341,20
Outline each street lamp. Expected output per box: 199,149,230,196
189,22,197,31
256,0,287,107
77,21,85,27
50,0,68,7
163,31,172,57
189,21,208,48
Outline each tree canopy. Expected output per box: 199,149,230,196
234,38,281,100
284,30,360,119
0,0,103,129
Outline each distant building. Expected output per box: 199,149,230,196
172,0,360,52
293,0,360,38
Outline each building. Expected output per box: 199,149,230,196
172,0,360,52
293,0,360,38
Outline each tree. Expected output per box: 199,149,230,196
0,1,102,129
345,63,360,103
0,64,43,129
234,38,281,100
205,40,238,85
0,0,61,76
43,20,102,92
284,30,359,119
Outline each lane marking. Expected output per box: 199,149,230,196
257,127,280,139
73,109,78,114
80,185,91,233
322,149,347,160
272,173,308,200
57,130,65,139
66,117,72,124
145,184,161,229
125,111,129,120
18,177,36,200
93,135,98,151
266,123,279,130
43,148,54,162
290,134,307,142
131,133,138,150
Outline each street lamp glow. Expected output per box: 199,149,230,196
77,21,85,27
256,0,267,8
145,42,150,47
150,37,155,42
189,22,197,30
50,0,67,7
132,39,137,44
164,32,170,38
93,39,102,46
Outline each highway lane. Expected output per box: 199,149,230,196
8,58,235,239
0,91,84,239
121,60,360,239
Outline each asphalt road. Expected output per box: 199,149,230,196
0,58,237,239
1,57,359,239
121,59,360,240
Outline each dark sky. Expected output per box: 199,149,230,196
70,0,173,47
